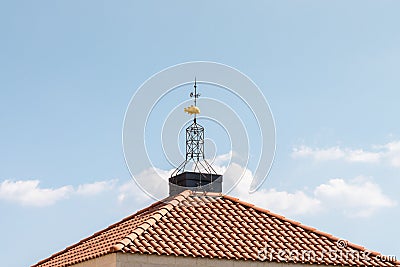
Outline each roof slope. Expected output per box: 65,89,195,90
33,190,399,267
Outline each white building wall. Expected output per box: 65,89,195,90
68,252,318,267
116,253,314,267
69,253,116,267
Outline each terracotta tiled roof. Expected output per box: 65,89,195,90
32,190,399,267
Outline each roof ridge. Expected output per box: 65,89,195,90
32,192,186,267
32,190,399,267
191,191,223,197
222,194,396,261
223,194,340,238
110,190,192,252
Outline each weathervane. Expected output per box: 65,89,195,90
184,78,201,120
171,78,217,177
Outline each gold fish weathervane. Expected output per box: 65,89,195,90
184,105,200,115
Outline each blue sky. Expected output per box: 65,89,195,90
1,1,400,266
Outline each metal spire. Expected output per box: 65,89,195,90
194,77,197,106
171,79,217,177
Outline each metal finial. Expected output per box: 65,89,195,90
185,79,201,117
190,77,200,106
172,78,217,177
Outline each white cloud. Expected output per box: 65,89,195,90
0,179,118,207
228,168,395,217
288,142,399,216
118,180,147,203
380,141,400,167
116,158,316,215
346,149,382,163
291,141,400,166
292,146,346,161
10,150,388,215
117,167,170,204
0,180,73,207
315,177,396,217
60,149,397,218
221,161,322,216
213,153,396,217
253,189,322,215
76,180,116,196
209,150,233,166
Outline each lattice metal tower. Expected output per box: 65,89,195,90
171,79,217,177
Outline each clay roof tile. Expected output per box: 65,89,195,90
32,190,399,267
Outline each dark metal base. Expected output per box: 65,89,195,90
169,171,223,196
